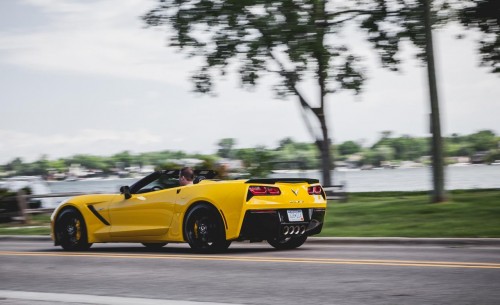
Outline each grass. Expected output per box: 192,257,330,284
1,189,499,237
319,189,500,237
0,214,51,235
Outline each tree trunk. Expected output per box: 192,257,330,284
314,0,332,187
424,0,446,202
315,109,332,186
319,129,332,187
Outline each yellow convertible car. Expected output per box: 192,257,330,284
51,170,327,252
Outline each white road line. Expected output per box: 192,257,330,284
0,290,239,305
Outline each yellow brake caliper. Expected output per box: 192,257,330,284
194,222,198,239
75,219,81,241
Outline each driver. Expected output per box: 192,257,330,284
179,167,194,186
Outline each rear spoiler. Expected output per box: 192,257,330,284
245,178,319,184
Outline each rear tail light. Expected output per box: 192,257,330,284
248,186,268,195
308,185,323,195
248,186,281,196
267,187,281,195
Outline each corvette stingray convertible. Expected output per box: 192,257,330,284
51,170,327,253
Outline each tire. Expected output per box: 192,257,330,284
142,243,168,249
267,235,308,250
55,208,92,251
184,203,231,253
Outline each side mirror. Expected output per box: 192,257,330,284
120,185,132,200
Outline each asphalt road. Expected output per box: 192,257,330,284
1,239,500,305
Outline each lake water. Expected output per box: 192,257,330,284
47,165,500,198
272,165,500,192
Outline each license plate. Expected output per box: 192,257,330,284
287,209,304,222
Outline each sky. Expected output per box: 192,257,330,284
0,0,499,164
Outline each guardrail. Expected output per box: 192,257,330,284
323,184,348,202
26,192,90,199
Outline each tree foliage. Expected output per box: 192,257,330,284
140,0,499,187
1,131,498,178
142,0,434,185
338,141,363,156
143,0,370,95
372,134,429,160
446,130,498,153
455,0,500,73
217,138,236,158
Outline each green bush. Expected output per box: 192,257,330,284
0,188,20,223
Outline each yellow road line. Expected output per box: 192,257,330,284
1,251,499,269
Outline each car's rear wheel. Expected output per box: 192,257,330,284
55,208,92,251
141,243,168,249
267,235,307,250
184,203,231,253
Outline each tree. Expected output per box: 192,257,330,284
467,130,497,151
429,0,500,198
68,154,108,171
428,0,499,199
112,151,134,169
47,159,67,173
275,139,319,169
338,141,362,156
234,146,273,177
5,158,24,173
355,0,445,201
142,0,415,186
373,134,429,161
217,138,236,159
424,0,445,202
278,138,294,150
415,0,498,201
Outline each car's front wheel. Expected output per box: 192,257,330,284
55,208,92,251
184,203,231,253
267,235,307,250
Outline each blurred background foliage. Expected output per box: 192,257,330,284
1,129,498,178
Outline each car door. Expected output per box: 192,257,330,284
108,188,176,238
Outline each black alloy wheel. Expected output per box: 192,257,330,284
184,203,231,253
267,235,308,250
142,243,168,249
55,208,92,251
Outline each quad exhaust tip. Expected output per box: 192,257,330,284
283,226,290,235
283,225,307,236
300,225,306,234
294,226,300,234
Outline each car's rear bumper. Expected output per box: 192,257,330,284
237,208,325,241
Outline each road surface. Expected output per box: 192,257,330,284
1,239,499,304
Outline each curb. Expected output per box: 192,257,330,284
2,235,500,246
307,237,500,246
0,235,52,242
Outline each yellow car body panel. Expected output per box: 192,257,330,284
51,171,327,251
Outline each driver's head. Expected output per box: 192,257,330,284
179,167,194,186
